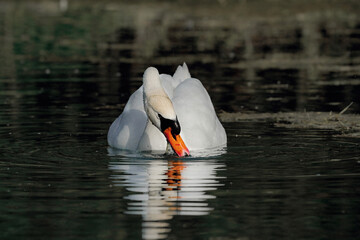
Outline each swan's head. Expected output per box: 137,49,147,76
143,67,189,157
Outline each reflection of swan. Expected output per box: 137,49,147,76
107,63,227,157
109,158,225,240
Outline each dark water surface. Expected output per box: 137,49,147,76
1,1,360,239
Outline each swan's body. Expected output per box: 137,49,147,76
107,63,227,156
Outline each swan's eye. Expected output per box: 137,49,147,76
159,114,181,138
173,118,181,135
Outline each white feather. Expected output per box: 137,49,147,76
107,63,227,153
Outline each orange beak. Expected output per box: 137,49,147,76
163,127,190,157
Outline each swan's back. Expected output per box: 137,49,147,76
173,78,227,150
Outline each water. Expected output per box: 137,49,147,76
2,121,360,239
1,1,360,239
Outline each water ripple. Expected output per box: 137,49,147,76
109,157,226,239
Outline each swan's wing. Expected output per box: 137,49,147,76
159,63,191,99
159,73,176,99
172,78,227,150
173,62,191,84
107,87,147,150
160,63,191,99
137,120,167,151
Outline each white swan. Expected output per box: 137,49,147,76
107,63,227,156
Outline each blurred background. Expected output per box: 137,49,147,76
1,0,359,117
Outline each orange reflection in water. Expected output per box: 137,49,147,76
164,160,186,192
109,157,225,240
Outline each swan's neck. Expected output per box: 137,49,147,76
143,67,165,96
142,66,177,126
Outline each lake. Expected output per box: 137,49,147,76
1,1,360,239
